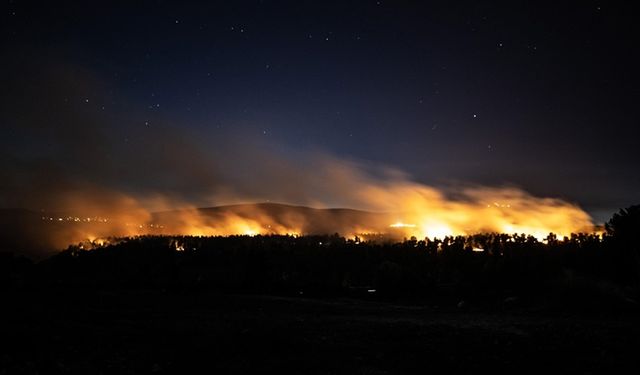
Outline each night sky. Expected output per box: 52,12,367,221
2,1,639,222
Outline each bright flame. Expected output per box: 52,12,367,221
420,222,454,239
359,185,593,240
32,158,596,249
389,222,416,228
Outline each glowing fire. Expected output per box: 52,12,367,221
345,183,593,240
389,222,416,228
34,166,596,248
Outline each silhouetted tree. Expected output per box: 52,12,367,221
606,205,640,240
605,205,640,283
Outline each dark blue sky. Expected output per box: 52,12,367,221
2,1,639,222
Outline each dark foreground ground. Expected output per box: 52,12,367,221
1,291,639,374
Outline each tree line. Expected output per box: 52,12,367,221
1,205,639,310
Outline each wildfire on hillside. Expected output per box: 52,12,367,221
36,184,596,249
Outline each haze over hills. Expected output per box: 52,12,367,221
0,199,603,260
155,202,389,235
0,203,391,259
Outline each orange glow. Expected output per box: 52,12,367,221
389,222,416,228
34,162,596,248
351,183,594,240
378,190,593,240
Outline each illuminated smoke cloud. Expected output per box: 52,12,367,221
0,57,595,255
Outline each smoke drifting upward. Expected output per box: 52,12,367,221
0,57,595,256
1,154,595,256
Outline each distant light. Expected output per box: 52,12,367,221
390,222,416,228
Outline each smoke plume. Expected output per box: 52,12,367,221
0,56,594,257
